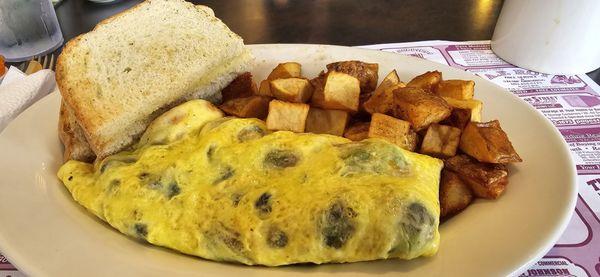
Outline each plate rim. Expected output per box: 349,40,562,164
0,43,578,276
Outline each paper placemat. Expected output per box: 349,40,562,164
1,40,599,277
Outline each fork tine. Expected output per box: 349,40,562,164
45,55,51,69
42,55,49,69
48,54,55,70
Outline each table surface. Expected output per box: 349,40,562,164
53,0,600,83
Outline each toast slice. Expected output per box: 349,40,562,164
56,0,253,158
58,100,96,163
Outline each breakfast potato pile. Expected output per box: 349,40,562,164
218,61,522,220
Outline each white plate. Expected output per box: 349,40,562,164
0,44,577,276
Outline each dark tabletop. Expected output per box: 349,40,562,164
54,0,600,82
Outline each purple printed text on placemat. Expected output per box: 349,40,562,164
0,254,16,270
378,46,450,65
445,44,492,51
561,127,600,143
466,68,594,95
443,44,511,68
519,256,590,277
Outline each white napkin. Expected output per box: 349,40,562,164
0,66,56,132
0,66,27,87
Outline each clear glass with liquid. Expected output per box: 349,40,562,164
0,0,64,62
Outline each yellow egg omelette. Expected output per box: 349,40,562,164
58,99,443,266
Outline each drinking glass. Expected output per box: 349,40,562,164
0,0,64,62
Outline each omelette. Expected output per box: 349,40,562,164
58,100,443,266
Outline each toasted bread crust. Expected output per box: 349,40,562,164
56,0,162,156
56,0,252,159
58,100,96,163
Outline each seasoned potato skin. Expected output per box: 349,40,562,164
368,113,416,151
221,72,257,102
440,169,473,219
407,71,442,92
445,155,509,199
220,96,271,120
435,80,475,100
364,84,406,115
391,87,451,131
440,108,471,130
344,122,370,141
459,120,522,163
327,61,379,93
362,70,402,114
419,124,461,158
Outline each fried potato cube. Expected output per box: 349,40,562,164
443,97,482,122
441,108,472,130
404,130,419,152
326,61,379,93
378,69,401,90
270,78,314,103
311,71,360,112
267,62,302,80
343,122,370,141
459,120,522,163
445,155,509,199
308,73,326,102
440,169,474,219
369,113,410,137
363,70,405,114
219,95,271,120
258,62,302,97
367,113,418,151
406,130,419,152
420,124,461,158
435,80,475,100
363,84,405,115
258,80,273,97
391,87,452,131
310,71,326,88
407,71,442,92
358,92,373,114
266,100,309,132
305,108,349,136
221,72,258,102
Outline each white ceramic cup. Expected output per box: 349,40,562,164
491,0,600,75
